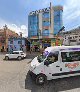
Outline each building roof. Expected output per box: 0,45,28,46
29,5,63,15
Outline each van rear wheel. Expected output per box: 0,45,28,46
36,74,47,85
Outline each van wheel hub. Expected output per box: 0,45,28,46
38,77,44,83
36,74,47,85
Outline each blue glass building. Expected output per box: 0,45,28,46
54,9,63,35
28,5,63,48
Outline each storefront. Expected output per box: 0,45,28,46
42,39,51,48
51,38,62,46
32,41,40,51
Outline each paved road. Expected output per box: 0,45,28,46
0,52,80,92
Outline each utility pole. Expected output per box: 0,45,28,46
37,29,41,50
3,24,8,52
50,2,54,38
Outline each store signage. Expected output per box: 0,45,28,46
29,7,50,15
65,62,79,69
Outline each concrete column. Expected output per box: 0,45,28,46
49,2,54,38
39,12,42,39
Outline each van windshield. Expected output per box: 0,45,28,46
37,54,46,63
37,51,49,63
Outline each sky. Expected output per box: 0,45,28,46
0,0,80,37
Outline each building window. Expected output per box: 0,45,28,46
70,40,76,42
10,41,13,44
42,12,49,18
18,41,22,44
68,37,72,39
75,36,78,38
43,22,50,26
42,30,49,36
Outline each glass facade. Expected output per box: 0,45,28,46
28,14,39,37
42,30,49,36
28,6,63,38
42,12,49,18
54,10,63,35
42,12,50,36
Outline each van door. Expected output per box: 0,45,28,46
60,51,80,77
44,51,63,80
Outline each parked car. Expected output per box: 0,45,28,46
5,51,26,60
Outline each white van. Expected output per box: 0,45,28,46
29,46,80,85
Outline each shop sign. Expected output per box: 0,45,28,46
29,7,50,15
32,41,39,45
51,42,55,46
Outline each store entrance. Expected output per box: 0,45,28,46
42,39,51,49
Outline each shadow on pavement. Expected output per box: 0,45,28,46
3,58,25,61
25,72,80,92
26,52,40,59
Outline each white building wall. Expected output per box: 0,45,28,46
63,34,80,46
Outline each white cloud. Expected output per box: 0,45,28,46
21,25,28,37
0,18,8,28
8,24,28,37
0,18,28,37
63,0,80,30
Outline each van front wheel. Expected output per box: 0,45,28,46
36,74,47,85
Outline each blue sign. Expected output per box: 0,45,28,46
43,51,49,56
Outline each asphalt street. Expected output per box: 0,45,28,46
0,52,80,92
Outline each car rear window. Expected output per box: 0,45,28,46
20,52,24,54
13,52,19,54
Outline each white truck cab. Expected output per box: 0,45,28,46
29,46,80,85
